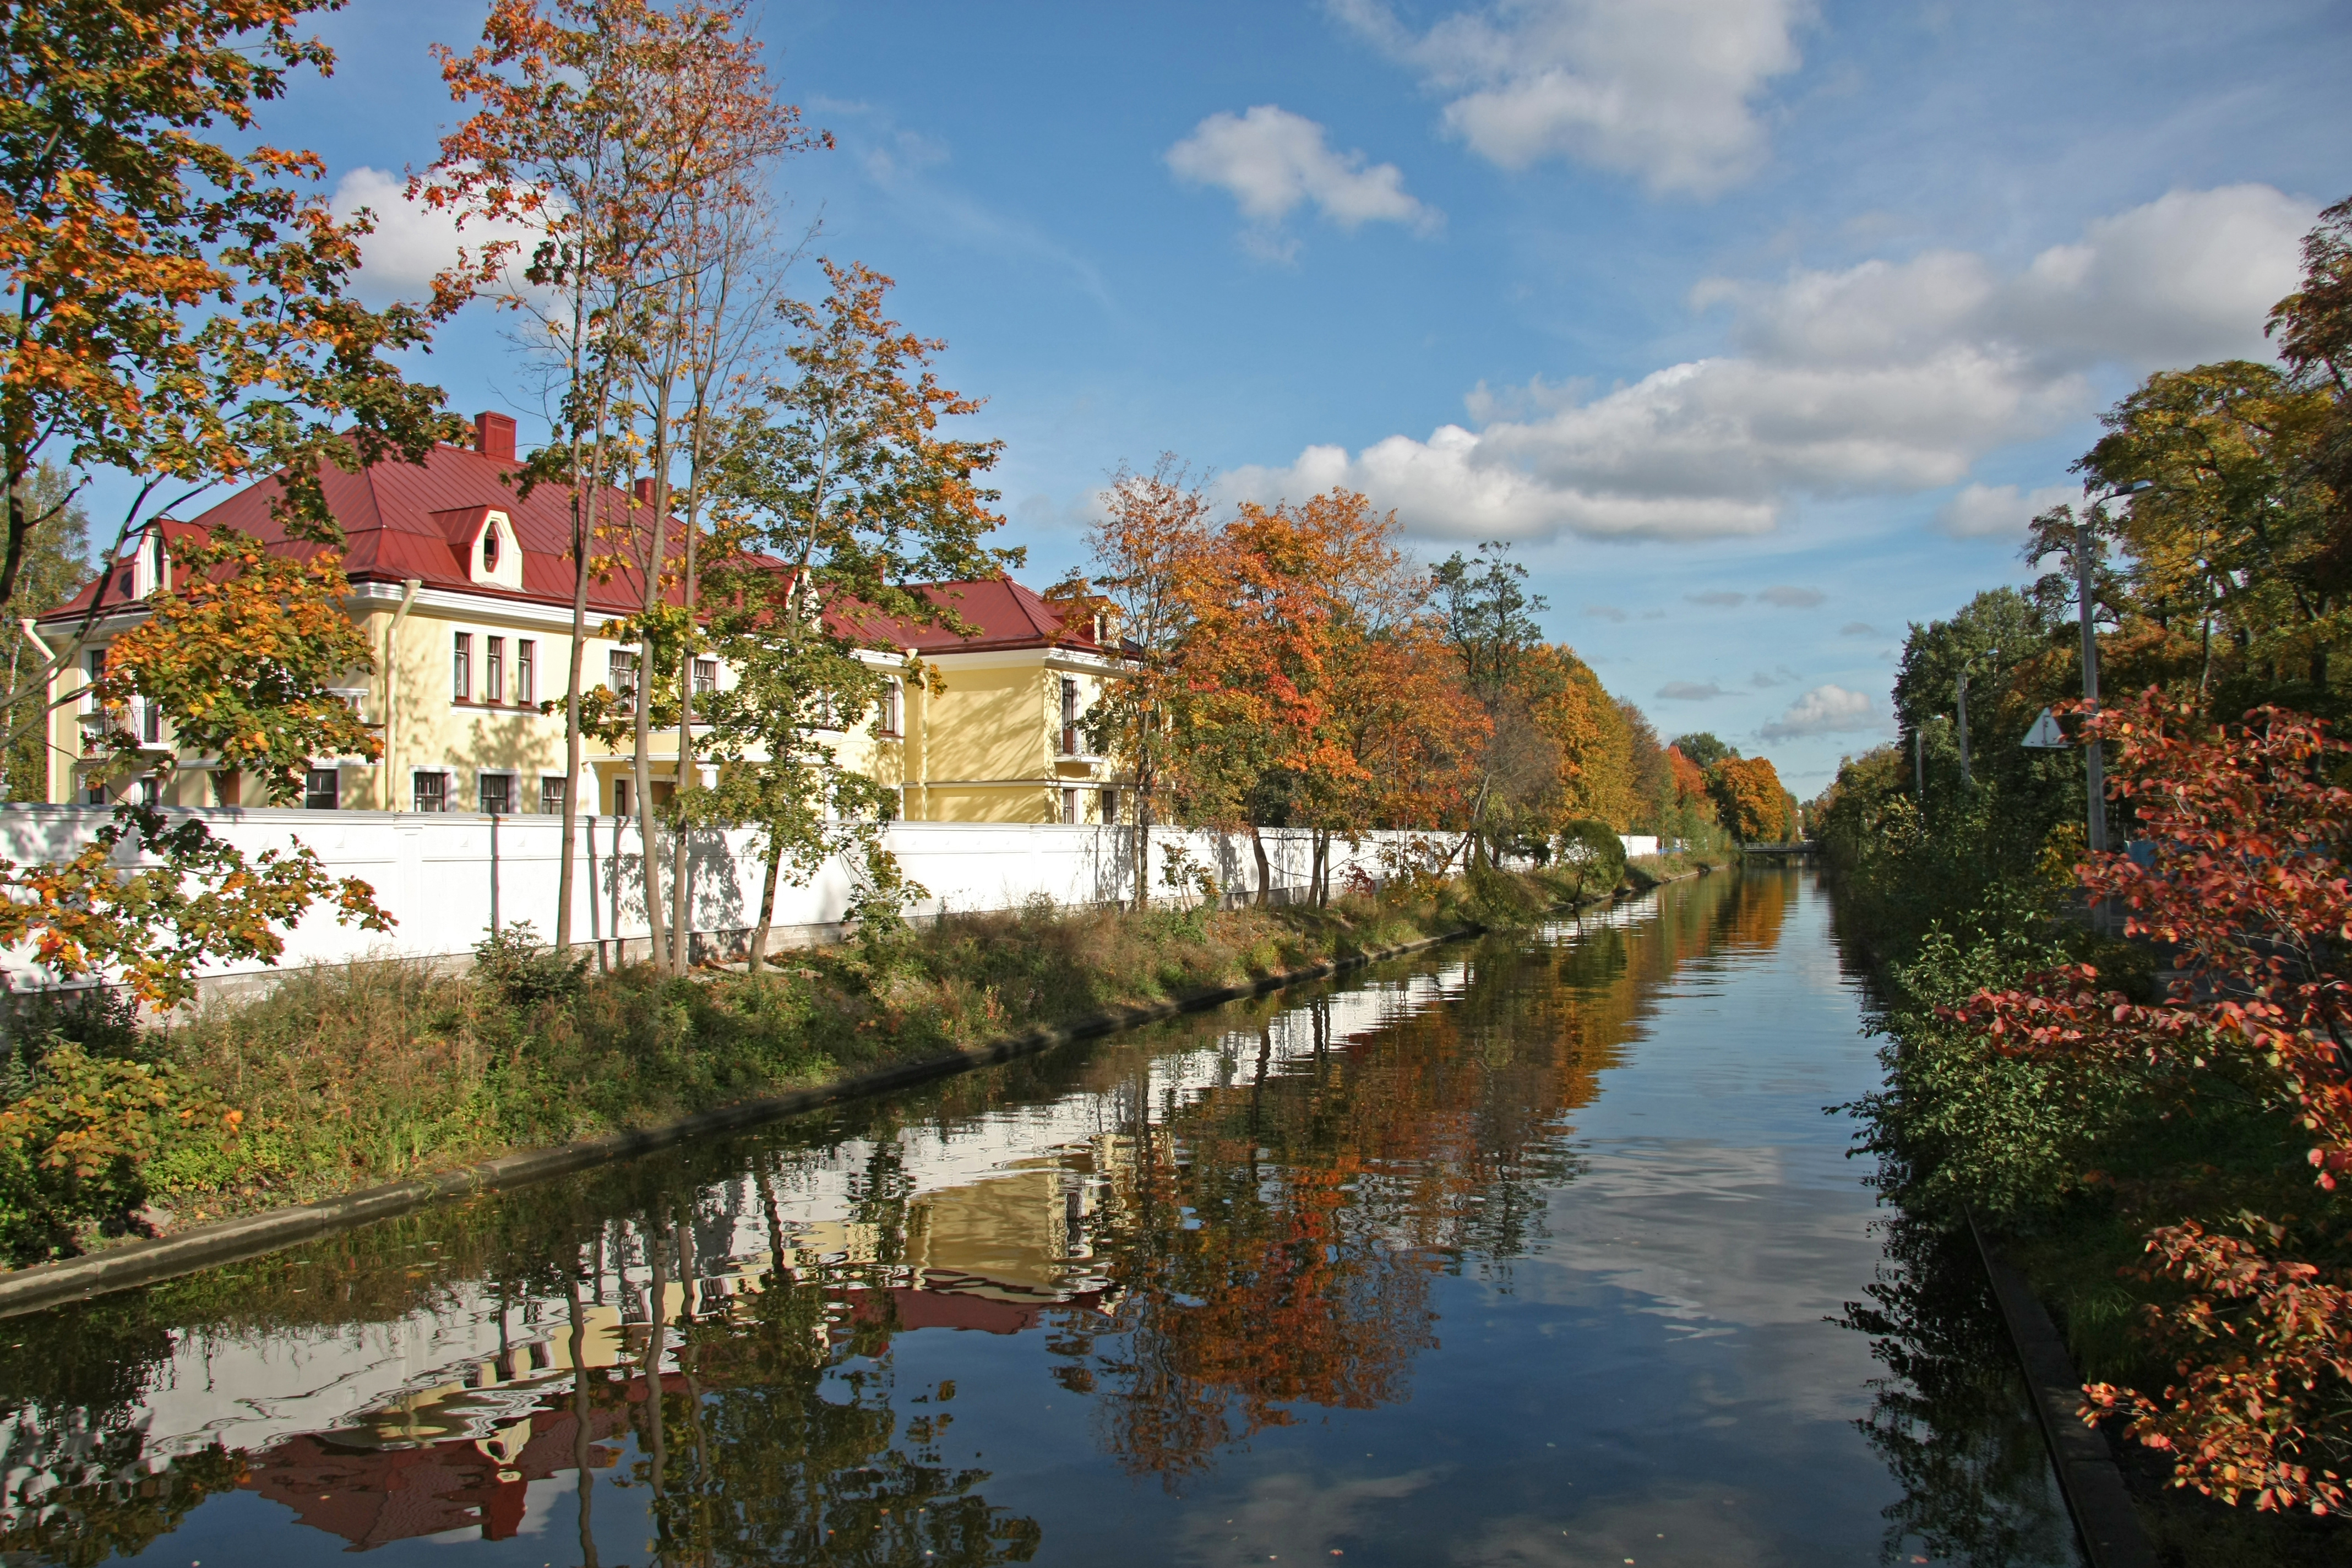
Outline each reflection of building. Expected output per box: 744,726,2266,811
230,1159,1116,1550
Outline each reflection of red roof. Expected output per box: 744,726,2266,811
237,1277,1106,1552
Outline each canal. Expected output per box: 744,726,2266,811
0,869,2084,1566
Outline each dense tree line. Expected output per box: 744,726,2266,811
1816,196,2352,1517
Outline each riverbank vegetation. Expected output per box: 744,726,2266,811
1818,195,2352,1542
0,862,1606,1268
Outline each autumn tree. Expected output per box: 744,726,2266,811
1433,541,1552,865
1083,459,1215,904
0,0,450,620
1709,754,1792,842
1955,695,2352,1511
95,531,377,802
612,14,815,976
0,0,440,993
1172,489,1456,902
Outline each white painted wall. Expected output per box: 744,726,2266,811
0,808,1660,993
0,809,1475,989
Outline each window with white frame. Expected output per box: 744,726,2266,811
1061,787,1078,824
540,775,567,814
413,771,448,813
882,678,903,736
1099,787,1119,825
453,633,471,702
609,650,638,712
304,768,339,810
485,636,504,704
479,772,513,815
516,640,536,707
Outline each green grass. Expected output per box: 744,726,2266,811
2,864,1600,1260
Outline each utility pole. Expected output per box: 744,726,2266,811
1913,726,1924,802
1956,645,1997,787
2076,519,2106,853
1956,668,1970,785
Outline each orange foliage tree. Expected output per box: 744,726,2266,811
1081,458,1217,903
1709,754,1792,842
0,0,452,622
1172,489,1478,901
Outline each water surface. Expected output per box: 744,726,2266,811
0,870,2082,1565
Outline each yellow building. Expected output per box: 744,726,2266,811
31,413,1128,823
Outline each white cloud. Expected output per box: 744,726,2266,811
1757,584,1824,607
331,166,548,303
1229,185,2311,542
1166,106,1440,254
1936,481,2080,538
1335,0,1807,195
1658,680,1726,700
1760,683,1883,740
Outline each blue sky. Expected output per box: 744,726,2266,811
161,0,2352,788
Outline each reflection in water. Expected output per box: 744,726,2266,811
0,873,2079,1565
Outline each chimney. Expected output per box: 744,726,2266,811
475,411,517,461
633,477,656,507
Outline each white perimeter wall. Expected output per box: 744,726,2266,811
0,808,1496,990
0,808,1658,993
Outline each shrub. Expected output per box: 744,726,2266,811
470,921,588,1009
0,1046,235,1262
1555,818,1626,895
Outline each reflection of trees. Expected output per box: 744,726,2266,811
0,1423,243,1568
1838,1216,2078,1568
1056,926,1641,1485
612,1190,1043,1568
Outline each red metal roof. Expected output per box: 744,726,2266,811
37,439,1101,656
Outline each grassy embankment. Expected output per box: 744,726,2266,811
0,863,1603,1268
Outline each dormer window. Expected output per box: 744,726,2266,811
439,506,523,590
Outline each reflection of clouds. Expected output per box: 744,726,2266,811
1454,1483,1778,1567
1499,1139,1883,1422
1179,1466,1446,1566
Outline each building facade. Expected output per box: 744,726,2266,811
31,414,1128,824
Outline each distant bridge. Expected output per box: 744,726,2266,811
1741,841,1819,859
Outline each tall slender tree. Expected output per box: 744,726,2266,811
1084,459,1214,905
423,0,825,956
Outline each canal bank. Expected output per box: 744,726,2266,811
0,870,2088,1567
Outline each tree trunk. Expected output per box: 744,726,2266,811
748,835,782,973
633,431,672,974
1250,823,1270,907
553,293,611,956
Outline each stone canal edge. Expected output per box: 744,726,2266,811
0,921,1524,1320
1967,1208,2160,1568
